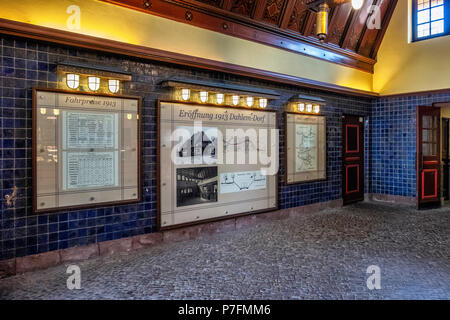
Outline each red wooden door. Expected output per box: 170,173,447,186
342,115,364,205
417,106,441,209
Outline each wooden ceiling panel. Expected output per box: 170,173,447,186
342,0,376,51
286,0,309,32
327,2,353,45
357,0,396,58
230,0,257,17
102,0,398,72
262,0,288,26
195,0,224,7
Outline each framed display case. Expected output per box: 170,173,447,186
33,88,141,213
285,112,326,185
158,100,278,229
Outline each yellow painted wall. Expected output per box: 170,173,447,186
0,0,373,92
374,0,450,95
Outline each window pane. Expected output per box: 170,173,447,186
431,0,443,7
418,9,430,24
431,5,444,20
431,19,444,34
418,23,430,37
418,0,430,10
423,115,431,128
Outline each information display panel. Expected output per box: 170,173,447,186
33,89,141,213
158,101,278,229
285,112,326,184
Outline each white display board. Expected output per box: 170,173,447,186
159,101,278,229
33,89,141,212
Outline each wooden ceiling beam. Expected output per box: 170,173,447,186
341,0,374,50
280,0,296,29
253,0,268,20
356,0,392,57
326,2,352,45
222,0,233,10
370,0,398,59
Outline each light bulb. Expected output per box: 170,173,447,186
88,76,100,91
352,0,363,10
181,88,190,101
216,93,224,104
306,104,313,113
40,108,47,115
53,109,60,116
313,105,320,114
66,73,79,89
246,97,254,107
108,79,120,93
200,91,208,103
259,98,267,108
232,95,239,106
298,103,305,112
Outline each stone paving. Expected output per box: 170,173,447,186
0,202,449,300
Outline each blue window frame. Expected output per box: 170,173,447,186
413,0,450,41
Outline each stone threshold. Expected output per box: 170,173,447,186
0,199,342,279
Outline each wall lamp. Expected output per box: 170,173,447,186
216,93,224,104
64,73,121,93
259,98,268,108
200,91,209,103
181,88,190,101
88,76,100,91
108,79,120,94
246,97,254,107
232,95,239,106
289,94,326,114
176,89,270,109
66,73,79,89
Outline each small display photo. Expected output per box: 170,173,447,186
176,126,218,164
176,166,218,207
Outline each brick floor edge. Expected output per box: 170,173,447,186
0,195,415,279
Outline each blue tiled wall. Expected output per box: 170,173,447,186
370,93,450,197
1,35,373,261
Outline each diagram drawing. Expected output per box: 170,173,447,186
220,170,266,194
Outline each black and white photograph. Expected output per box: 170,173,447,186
176,126,217,164
176,166,218,207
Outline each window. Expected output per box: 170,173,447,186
413,0,450,41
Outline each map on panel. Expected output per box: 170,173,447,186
295,123,318,172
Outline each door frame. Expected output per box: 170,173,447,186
342,114,365,205
442,117,449,201
416,105,441,209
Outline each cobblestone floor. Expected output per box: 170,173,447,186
0,202,449,300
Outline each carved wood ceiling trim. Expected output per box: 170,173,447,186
101,0,398,73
